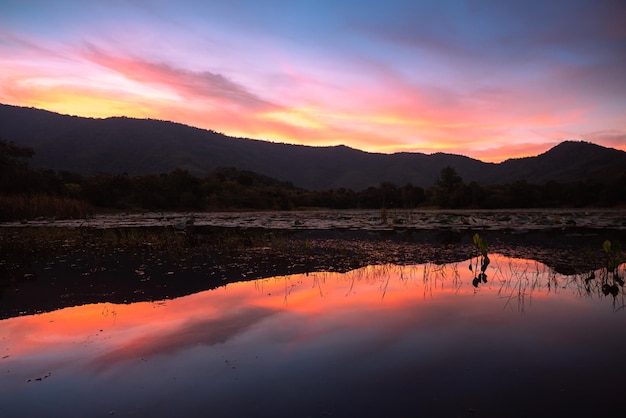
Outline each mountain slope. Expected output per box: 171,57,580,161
1,103,625,190
493,141,626,184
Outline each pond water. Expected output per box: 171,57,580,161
1,254,625,417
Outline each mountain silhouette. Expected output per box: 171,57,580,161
1,103,625,190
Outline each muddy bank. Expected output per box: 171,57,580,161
5,208,626,231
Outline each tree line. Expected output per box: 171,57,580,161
1,139,624,220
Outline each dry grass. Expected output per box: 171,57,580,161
0,194,93,221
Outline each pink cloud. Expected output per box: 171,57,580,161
2,26,623,164
82,44,277,111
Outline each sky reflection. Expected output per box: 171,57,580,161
1,255,625,417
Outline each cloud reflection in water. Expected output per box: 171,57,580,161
1,254,625,417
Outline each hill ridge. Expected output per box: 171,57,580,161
1,103,625,189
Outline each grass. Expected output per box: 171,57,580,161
0,194,93,221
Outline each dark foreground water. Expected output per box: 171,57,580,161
2,255,626,418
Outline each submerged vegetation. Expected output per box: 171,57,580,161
1,138,625,221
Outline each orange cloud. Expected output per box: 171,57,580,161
2,0,626,164
1,34,621,163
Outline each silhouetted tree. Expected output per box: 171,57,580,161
468,181,486,207
82,174,132,208
400,183,425,208
433,166,465,208
437,166,463,192
0,139,35,194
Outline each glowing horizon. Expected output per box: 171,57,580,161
1,1,625,163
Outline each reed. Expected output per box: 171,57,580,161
0,194,93,221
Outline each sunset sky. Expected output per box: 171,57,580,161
1,0,625,162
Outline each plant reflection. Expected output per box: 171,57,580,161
268,254,626,312
469,233,490,288
2,254,625,361
596,240,625,298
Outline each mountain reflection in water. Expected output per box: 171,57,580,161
1,254,625,418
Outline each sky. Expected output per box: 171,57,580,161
1,0,625,162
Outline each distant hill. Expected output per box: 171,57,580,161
1,103,625,190
493,141,626,184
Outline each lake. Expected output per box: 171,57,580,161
2,253,625,417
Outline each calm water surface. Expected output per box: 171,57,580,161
2,255,625,417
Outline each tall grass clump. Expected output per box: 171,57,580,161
0,194,93,221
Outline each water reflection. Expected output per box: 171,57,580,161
1,255,625,417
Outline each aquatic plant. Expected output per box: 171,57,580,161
599,240,625,297
469,232,490,287
603,240,625,275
